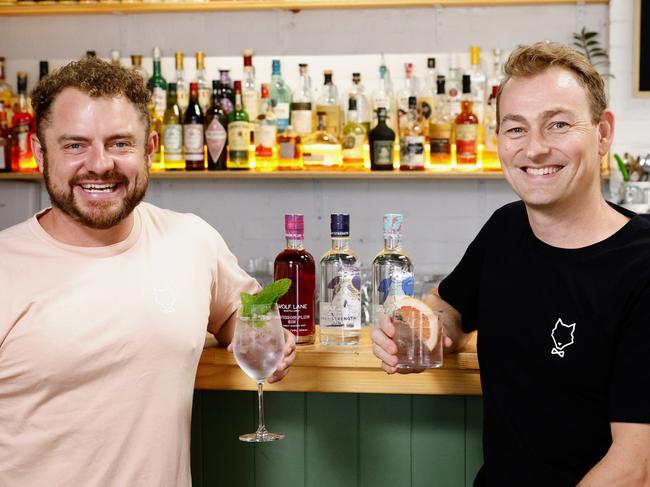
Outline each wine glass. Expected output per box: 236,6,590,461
232,303,286,442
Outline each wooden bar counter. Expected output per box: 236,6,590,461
196,327,481,396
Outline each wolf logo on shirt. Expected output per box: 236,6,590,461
551,318,576,358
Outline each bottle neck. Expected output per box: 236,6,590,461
331,237,350,250
235,92,243,110
384,236,402,250
153,59,161,76
18,92,27,112
286,238,304,250
348,109,359,123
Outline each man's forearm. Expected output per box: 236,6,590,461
578,450,648,486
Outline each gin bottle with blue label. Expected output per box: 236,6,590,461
319,214,362,346
372,213,415,324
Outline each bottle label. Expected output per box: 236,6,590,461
373,269,415,318
177,88,189,112
400,136,425,167
274,102,290,131
343,132,364,151
320,271,362,330
183,123,204,161
278,301,314,335
315,105,341,138
448,88,461,118
219,97,234,114
152,87,166,117
255,124,277,157
373,141,393,167
205,118,227,161
15,124,30,155
429,123,451,155
456,123,478,159
198,88,211,112
485,123,498,153
242,90,259,120
163,124,183,161
228,121,249,152
418,97,434,122
0,140,6,170
291,109,312,135
279,140,297,160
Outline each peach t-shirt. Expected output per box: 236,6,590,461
0,202,258,486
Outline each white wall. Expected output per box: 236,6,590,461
3,2,637,279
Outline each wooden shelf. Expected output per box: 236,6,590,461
195,328,481,395
0,0,608,16
0,168,506,181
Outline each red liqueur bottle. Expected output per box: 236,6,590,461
274,214,316,344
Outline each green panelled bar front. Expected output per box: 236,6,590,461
190,391,484,487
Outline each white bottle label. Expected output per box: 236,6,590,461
243,90,259,120
228,121,249,151
0,141,6,170
183,123,204,161
177,88,189,112
291,110,312,135
152,87,166,117
205,118,227,161
485,123,498,153
198,88,211,112
163,124,183,161
320,289,362,331
255,124,277,149
274,102,290,130
400,135,425,167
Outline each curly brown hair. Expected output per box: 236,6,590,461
496,42,607,132
31,57,151,148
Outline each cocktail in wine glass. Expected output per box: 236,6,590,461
233,302,286,442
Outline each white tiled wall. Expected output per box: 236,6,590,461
3,2,644,277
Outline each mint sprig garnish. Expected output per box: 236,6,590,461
240,278,292,320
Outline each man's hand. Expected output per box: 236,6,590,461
268,329,296,384
371,315,456,374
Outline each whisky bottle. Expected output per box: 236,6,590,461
397,63,417,133
341,97,366,168
290,63,313,137
429,76,452,166
315,70,341,139
302,111,342,169
347,72,372,133
482,85,500,171
418,57,437,138
399,96,425,171
174,52,189,114
11,73,36,173
368,107,395,171
227,80,251,169
455,74,479,165
162,83,185,171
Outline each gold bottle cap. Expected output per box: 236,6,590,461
242,49,254,57
131,54,143,67
470,46,481,66
196,51,205,69
175,52,184,70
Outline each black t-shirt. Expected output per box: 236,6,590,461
439,201,650,486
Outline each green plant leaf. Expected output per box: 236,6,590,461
239,278,292,318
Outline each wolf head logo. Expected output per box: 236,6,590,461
551,318,576,358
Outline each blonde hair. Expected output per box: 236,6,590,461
496,42,607,131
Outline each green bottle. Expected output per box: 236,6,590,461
147,47,168,119
227,80,251,169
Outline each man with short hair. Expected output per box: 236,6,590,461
0,57,296,486
373,42,649,485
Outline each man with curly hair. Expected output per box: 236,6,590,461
0,57,296,486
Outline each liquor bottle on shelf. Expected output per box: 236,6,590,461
162,83,184,171
489,48,505,93
341,97,366,168
205,80,228,171
455,74,479,165
397,63,417,132
0,108,12,173
468,46,487,124
371,63,396,131
217,70,234,115
0,58,14,121
319,213,362,346
274,214,316,345
371,213,414,324
270,59,292,134
347,72,371,133
130,55,148,81
149,108,164,171
290,63,313,137
399,96,425,171
147,47,167,120
183,82,205,171
174,52,189,114
110,49,121,67
315,70,341,139
39,61,49,81
482,85,500,171
277,126,303,170
368,107,395,171
447,55,462,119
418,57,437,138
254,83,278,170
301,111,342,169
227,80,251,170
11,73,36,173
429,75,453,166
242,50,259,123
194,51,211,114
